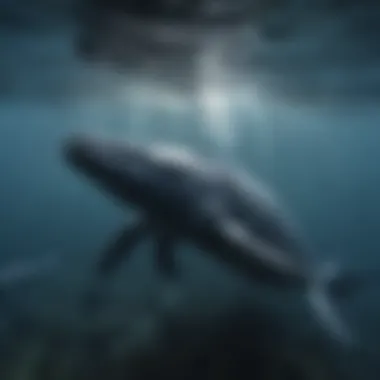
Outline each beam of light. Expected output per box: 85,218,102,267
193,37,279,166
195,46,235,150
111,44,277,166
193,47,279,184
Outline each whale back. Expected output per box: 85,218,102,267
223,169,310,266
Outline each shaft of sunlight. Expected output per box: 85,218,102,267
111,44,277,167
195,46,235,151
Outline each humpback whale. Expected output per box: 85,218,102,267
63,135,365,344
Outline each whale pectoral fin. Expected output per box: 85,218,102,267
95,219,150,277
82,219,150,315
154,234,178,279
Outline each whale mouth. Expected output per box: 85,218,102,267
62,135,112,177
63,135,92,169
62,135,141,183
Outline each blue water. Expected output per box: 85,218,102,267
0,1,380,379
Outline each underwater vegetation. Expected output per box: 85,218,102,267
0,300,344,380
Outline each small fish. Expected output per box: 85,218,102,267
64,135,370,345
